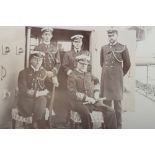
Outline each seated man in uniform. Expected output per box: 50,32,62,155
62,34,90,125
17,51,49,128
67,54,117,129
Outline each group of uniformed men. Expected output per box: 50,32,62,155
17,27,131,129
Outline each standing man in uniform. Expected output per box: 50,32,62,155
67,54,117,129
100,28,131,128
34,27,61,127
34,27,61,90
62,34,90,124
18,51,49,128
62,34,90,76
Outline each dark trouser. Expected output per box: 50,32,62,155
18,96,47,128
33,97,47,121
104,100,122,129
88,104,117,129
71,102,117,129
71,103,92,129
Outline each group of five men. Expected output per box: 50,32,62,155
17,27,131,129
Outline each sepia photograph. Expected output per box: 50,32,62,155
0,26,154,129
1,1,155,155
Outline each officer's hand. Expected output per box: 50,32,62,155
47,71,54,78
85,97,96,104
94,91,100,100
27,89,35,96
52,76,59,87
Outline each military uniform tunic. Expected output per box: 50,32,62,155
34,43,61,91
18,66,47,120
34,43,61,75
67,70,97,102
100,42,131,100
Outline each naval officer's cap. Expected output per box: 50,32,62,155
107,28,118,36
30,51,45,60
41,27,53,34
71,34,83,42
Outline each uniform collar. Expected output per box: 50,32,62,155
74,48,81,53
30,65,40,72
109,41,118,46
43,41,51,45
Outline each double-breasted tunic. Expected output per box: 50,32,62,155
100,42,131,100
34,43,61,75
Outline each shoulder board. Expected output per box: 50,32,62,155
115,44,126,53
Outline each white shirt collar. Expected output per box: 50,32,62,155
74,48,81,53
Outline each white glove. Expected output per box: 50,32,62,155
85,97,96,104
